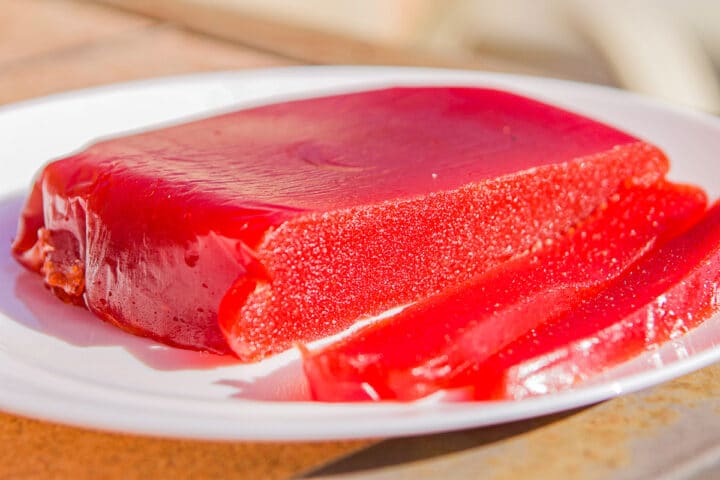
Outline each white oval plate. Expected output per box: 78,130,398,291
1,67,719,441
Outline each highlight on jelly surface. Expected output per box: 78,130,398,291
301,182,707,402
466,199,720,401
13,87,668,358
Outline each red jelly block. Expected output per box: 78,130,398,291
302,182,707,401
13,87,668,357
461,200,720,401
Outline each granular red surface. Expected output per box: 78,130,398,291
467,200,720,400
13,87,668,357
302,182,708,401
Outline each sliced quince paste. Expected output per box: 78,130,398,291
13,87,668,358
301,181,707,401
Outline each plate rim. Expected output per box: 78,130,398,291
2,65,720,441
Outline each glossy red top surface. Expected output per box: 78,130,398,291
57,87,638,212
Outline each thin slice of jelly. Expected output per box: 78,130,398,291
465,200,720,401
302,182,707,401
13,87,668,356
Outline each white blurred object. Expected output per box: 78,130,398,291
660,0,720,66
569,0,720,113
420,0,615,84
424,0,720,112
198,0,720,112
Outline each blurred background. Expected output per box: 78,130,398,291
3,0,720,113
100,0,720,113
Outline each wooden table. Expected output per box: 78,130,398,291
2,1,720,478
